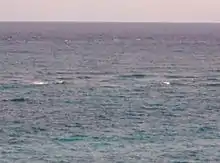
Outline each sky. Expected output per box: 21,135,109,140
0,0,220,22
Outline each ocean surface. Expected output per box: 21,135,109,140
1,23,220,163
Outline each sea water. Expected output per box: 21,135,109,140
0,23,220,162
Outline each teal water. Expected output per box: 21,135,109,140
1,23,220,162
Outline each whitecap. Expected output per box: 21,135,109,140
32,81,49,85
163,81,171,85
54,80,65,84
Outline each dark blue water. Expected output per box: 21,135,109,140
1,23,220,163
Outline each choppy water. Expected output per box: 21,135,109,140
1,23,220,163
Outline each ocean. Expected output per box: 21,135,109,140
0,22,220,163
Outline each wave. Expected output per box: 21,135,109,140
31,81,49,85
54,80,65,84
2,98,30,103
119,74,146,79
162,81,171,85
164,75,195,79
0,79,65,91
200,83,220,87
55,133,150,144
30,80,65,85
0,84,19,90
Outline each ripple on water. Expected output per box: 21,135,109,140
118,74,146,79
1,23,220,162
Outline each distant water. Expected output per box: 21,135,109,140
1,22,220,163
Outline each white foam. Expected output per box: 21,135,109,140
163,81,170,85
54,80,65,84
30,80,65,85
32,81,49,85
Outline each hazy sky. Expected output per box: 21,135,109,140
0,0,220,22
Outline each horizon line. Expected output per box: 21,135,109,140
0,20,220,24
